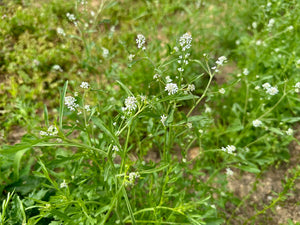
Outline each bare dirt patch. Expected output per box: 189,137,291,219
226,128,300,224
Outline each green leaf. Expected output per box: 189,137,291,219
43,104,49,127
13,148,30,180
92,117,120,150
269,127,284,135
116,80,134,96
281,117,300,123
240,165,260,174
224,118,243,133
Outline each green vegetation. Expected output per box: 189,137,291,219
1,0,300,224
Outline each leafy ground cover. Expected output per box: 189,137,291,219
0,0,300,224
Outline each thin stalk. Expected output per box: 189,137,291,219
187,74,213,117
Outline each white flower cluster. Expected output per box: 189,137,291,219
65,96,79,111
52,65,63,72
221,145,236,155
60,180,68,188
66,13,76,22
102,47,109,58
126,172,140,186
252,119,262,127
136,34,146,50
40,125,58,136
128,54,135,61
123,96,137,112
226,168,234,176
80,82,89,89
84,105,91,112
187,84,195,92
112,145,119,151
267,18,275,29
165,83,178,95
219,88,225,94
286,128,293,136
262,83,279,95
243,68,249,76
57,27,66,36
179,33,192,51
216,56,227,66
160,114,167,126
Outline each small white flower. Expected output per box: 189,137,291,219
80,82,89,89
136,34,146,49
112,145,119,151
198,129,204,134
124,96,137,112
216,56,227,66
243,68,249,75
296,59,300,66
219,88,225,94
165,83,178,95
205,105,211,113
84,105,91,112
126,172,140,186
262,82,271,90
166,76,172,83
179,33,192,51
236,40,240,45
153,74,160,80
256,40,262,46
66,13,76,22
140,95,146,102
47,125,58,136
174,46,179,52
268,18,275,28
60,180,68,188
252,22,257,29
252,119,262,127
102,47,109,58
57,27,66,36
295,82,300,88
187,84,195,92
266,86,278,95
187,123,192,128
221,145,236,154
286,128,293,136
40,131,48,136
65,96,78,111
255,86,260,90
52,65,63,72
178,67,184,72
287,25,294,31
226,168,234,176
128,54,135,61
160,114,167,126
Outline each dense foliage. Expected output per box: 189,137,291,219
1,0,300,224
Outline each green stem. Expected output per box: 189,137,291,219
187,74,213,117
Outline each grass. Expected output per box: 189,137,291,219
0,0,300,224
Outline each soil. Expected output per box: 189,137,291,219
226,127,300,225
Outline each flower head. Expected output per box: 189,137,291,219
252,119,262,127
179,33,192,51
266,86,278,95
160,114,167,126
165,83,178,95
80,82,89,89
216,56,227,66
136,34,146,49
221,145,236,154
124,96,137,112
